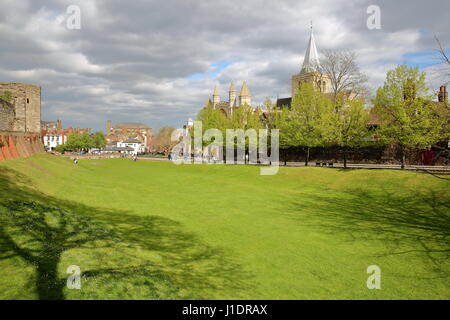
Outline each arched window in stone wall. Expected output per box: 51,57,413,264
219,108,228,117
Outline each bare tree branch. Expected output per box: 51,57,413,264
435,35,450,66
321,50,369,104
434,35,450,86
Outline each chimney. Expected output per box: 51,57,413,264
438,85,448,103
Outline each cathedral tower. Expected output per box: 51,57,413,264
229,80,236,107
239,81,251,106
212,85,220,108
291,24,331,96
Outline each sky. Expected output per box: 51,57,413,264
0,0,449,133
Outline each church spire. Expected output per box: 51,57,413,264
213,85,219,96
229,80,236,107
239,81,251,106
239,81,250,96
212,85,220,107
300,23,321,73
229,80,236,93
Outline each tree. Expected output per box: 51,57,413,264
336,98,370,168
92,131,106,149
230,104,262,131
195,101,230,161
373,65,447,168
228,104,262,161
197,100,230,139
261,97,279,130
65,132,83,151
435,36,450,69
54,144,66,153
278,82,337,166
80,132,94,150
321,50,368,107
434,36,450,110
151,126,177,155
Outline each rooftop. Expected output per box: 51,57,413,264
122,138,142,143
114,122,150,129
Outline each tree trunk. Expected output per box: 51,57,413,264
343,148,347,169
401,145,406,169
305,147,310,167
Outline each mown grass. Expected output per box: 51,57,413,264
0,154,449,299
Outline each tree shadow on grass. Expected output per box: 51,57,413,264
287,184,450,277
0,168,250,299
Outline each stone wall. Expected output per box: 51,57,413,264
0,98,15,131
0,132,44,161
0,82,41,133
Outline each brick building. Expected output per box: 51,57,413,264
106,121,152,152
41,120,91,151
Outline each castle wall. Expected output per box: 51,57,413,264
0,82,41,133
0,99,15,131
0,132,43,162
0,83,43,161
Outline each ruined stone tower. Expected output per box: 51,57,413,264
0,82,41,133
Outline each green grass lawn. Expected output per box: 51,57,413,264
0,154,449,299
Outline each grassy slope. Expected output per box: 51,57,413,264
0,154,449,300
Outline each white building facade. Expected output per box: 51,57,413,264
117,138,145,155
43,134,66,151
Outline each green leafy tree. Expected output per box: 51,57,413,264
92,131,106,149
65,132,82,151
336,98,369,168
195,101,230,158
261,97,279,130
373,65,447,168
197,100,230,137
278,82,337,166
54,144,66,153
228,104,263,159
80,132,93,150
230,104,262,131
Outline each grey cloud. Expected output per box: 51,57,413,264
0,0,449,132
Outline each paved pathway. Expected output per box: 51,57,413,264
137,157,450,172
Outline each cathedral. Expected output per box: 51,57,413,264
204,26,332,115
277,26,333,108
207,80,252,117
